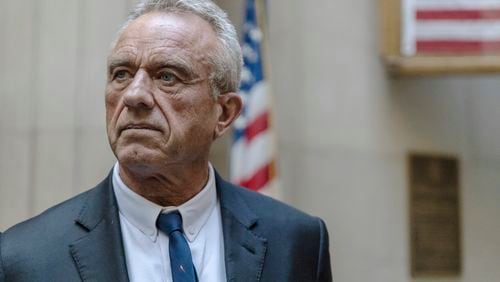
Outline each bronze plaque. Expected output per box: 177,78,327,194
409,154,461,276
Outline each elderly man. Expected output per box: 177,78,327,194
0,0,332,281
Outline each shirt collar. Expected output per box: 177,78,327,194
112,162,217,243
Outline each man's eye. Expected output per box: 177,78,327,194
114,70,129,80
159,72,177,84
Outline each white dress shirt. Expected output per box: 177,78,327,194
112,163,226,282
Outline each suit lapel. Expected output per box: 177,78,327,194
216,173,267,282
69,174,129,282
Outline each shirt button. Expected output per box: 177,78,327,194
188,227,195,235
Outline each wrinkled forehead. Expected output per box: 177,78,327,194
112,11,218,56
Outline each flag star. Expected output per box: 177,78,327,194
243,44,258,63
249,27,263,43
244,22,255,32
241,67,254,84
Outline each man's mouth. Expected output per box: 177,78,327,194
120,123,161,133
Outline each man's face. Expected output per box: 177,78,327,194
105,12,222,172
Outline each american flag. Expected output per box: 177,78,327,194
402,0,500,55
230,0,280,197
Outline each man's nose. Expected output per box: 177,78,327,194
123,69,155,109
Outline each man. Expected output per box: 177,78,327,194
0,0,332,281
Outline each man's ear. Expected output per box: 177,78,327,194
214,92,243,139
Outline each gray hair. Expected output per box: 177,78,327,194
117,0,242,96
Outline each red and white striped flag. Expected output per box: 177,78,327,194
402,0,500,55
230,0,280,198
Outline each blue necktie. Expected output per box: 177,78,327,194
156,211,197,282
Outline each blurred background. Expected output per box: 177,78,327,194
1,0,499,281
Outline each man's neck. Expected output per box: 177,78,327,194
118,162,209,207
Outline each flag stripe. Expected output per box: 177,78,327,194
417,39,500,53
231,130,274,186
233,81,268,143
417,9,500,20
235,131,273,180
245,111,269,142
415,0,500,10
415,21,500,40
237,162,273,191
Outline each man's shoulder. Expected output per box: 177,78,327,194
3,186,91,238
217,176,323,231
1,176,109,255
234,184,316,220
0,176,113,279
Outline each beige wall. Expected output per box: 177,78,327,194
0,0,128,227
1,0,499,281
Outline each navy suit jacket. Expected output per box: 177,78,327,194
0,171,332,281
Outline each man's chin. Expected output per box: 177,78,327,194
115,147,163,170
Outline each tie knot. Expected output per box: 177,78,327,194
156,211,184,235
